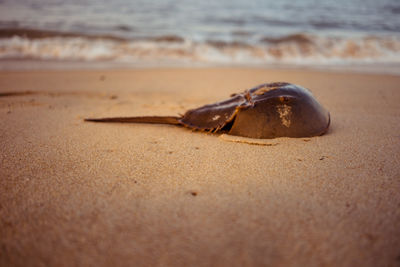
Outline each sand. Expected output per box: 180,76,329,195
0,68,399,267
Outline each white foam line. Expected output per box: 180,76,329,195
0,35,400,75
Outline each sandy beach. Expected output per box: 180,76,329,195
0,68,399,266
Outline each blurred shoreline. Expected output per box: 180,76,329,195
1,28,400,75
1,0,400,74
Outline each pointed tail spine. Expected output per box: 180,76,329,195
84,116,181,125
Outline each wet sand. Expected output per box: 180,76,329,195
0,68,399,266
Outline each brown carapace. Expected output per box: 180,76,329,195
85,82,330,139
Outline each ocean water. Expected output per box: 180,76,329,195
1,0,400,72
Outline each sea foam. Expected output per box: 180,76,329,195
1,31,400,71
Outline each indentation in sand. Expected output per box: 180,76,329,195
219,134,280,146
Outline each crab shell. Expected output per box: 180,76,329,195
179,82,330,139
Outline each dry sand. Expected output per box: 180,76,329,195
0,68,399,267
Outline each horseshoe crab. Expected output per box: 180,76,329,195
85,82,330,139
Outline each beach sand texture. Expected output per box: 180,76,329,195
1,68,399,266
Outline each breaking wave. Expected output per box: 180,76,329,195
1,29,400,68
